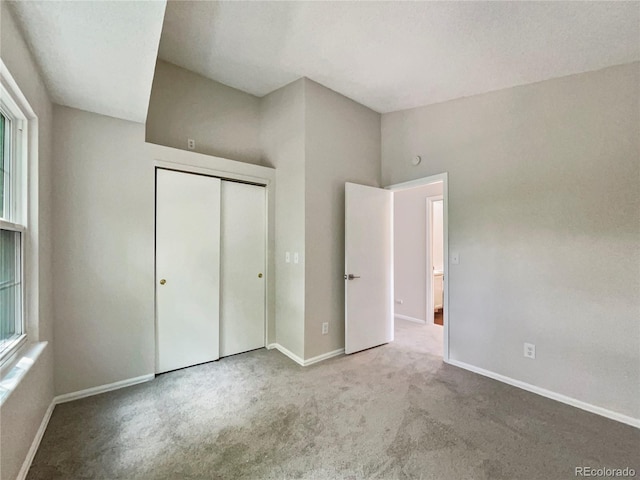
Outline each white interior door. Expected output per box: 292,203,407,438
220,181,266,357
156,169,221,373
345,182,393,354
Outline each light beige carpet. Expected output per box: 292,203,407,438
28,320,639,479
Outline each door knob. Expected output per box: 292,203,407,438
344,274,360,280
258,273,263,278
159,279,166,285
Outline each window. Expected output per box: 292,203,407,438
0,74,27,361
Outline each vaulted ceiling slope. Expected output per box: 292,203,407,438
159,1,640,113
8,1,167,123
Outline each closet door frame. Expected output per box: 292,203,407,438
153,152,275,373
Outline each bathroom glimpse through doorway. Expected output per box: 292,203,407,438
427,196,444,326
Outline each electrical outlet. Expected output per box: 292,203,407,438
524,343,536,359
187,138,195,150
322,322,328,335
285,252,290,263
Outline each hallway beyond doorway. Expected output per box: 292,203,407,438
394,317,443,357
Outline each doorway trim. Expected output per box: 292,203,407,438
426,194,444,327
386,172,450,362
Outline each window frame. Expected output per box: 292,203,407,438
0,223,25,357
0,64,29,365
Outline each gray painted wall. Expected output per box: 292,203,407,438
0,4,55,479
259,78,381,361
52,106,156,395
381,63,640,419
260,79,307,359
304,79,381,359
146,60,262,166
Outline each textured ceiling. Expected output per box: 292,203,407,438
159,1,640,113
9,1,166,123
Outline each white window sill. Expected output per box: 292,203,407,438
0,334,27,368
0,341,47,406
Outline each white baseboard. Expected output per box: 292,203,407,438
304,348,344,366
267,343,305,366
17,373,156,479
267,343,344,367
16,400,55,480
394,314,426,325
447,359,640,429
54,374,155,405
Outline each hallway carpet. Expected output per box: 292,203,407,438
28,320,639,479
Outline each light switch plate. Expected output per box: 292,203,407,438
285,252,290,263
294,252,299,264
451,252,459,265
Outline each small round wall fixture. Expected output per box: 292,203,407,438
412,155,422,166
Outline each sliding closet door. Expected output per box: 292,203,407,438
156,169,221,373
220,181,266,357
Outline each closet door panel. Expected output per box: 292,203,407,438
156,169,221,373
220,181,266,357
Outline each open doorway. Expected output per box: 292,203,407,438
387,174,449,360
427,196,444,326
